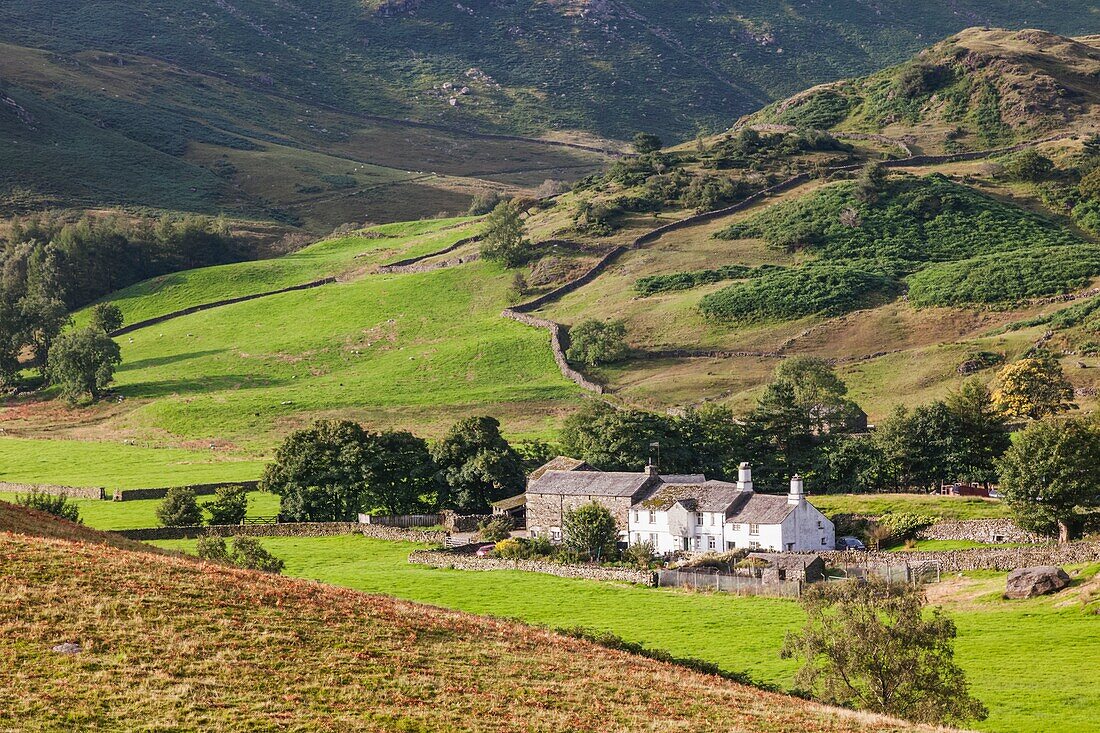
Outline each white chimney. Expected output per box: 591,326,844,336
788,474,805,506
737,462,753,492
644,461,658,477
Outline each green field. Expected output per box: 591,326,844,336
0,438,264,489
105,256,577,449
0,491,279,530
86,218,482,327
811,493,1010,519
151,535,1100,733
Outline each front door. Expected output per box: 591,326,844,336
682,537,690,551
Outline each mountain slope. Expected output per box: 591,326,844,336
0,528,938,731
2,4,1100,221
746,28,1100,153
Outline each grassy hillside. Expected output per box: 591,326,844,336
0,531,939,732
2,6,1100,220
0,500,155,550
153,534,1100,733
748,28,1100,153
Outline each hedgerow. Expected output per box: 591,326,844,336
907,245,1100,307
699,264,898,322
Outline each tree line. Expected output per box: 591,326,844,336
1,213,245,400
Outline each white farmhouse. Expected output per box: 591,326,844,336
627,463,834,553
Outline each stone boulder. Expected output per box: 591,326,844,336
1005,566,1071,599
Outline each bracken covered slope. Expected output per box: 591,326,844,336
0,528,943,732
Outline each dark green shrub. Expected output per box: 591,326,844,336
476,515,514,542
196,535,232,563
16,490,81,524
156,487,203,528
699,264,898,322
229,535,285,574
907,245,1100,307
565,319,628,367
206,484,248,525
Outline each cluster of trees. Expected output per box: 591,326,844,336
156,484,250,528
3,213,245,311
15,490,82,524
259,416,529,522
1,213,242,401
565,319,628,367
196,535,284,574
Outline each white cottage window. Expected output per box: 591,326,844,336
649,533,658,545
633,510,639,523
696,512,704,526
708,535,716,550
731,523,741,531
749,524,760,536
648,510,656,524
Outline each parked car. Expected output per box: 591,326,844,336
836,536,867,551
475,544,496,558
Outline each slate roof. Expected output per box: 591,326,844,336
660,474,707,484
747,552,825,571
635,480,745,513
528,470,658,498
491,493,527,511
527,456,595,482
727,493,797,525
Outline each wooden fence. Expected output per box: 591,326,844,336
358,513,444,529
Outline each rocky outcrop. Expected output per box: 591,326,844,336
1005,566,1071,599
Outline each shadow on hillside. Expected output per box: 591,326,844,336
117,350,226,373
119,374,282,398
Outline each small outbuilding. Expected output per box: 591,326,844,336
745,552,827,583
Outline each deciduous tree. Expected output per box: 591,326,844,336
157,487,203,528
46,327,122,403
431,416,525,512
997,417,1100,543
88,302,124,333
992,356,1076,420
562,501,619,561
781,579,987,726
480,200,529,267
565,319,628,367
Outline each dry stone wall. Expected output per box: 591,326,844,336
118,522,447,544
917,519,1044,544
409,549,656,585
113,480,261,502
820,541,1100,573
0,482,105,500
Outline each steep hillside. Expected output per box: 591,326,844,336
0,531,938,732
0,500,155,551
2,5,1100,221
747,28,1100,153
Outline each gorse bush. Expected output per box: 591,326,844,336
699,264,898,322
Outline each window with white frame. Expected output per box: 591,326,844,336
731,523,741,532
550,527,562,542
726,541,736,550
633,510,639,523
695,512,704,526
749,541,761,550
648,510,656,524
709,512,716,525
692,537,701,550
708,535,716,550
749,524,760,536
649,532,658,545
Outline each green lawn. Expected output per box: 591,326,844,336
812,493,1010,520
0,491,280,530
152,535,1100,733
0,437,265,489
79,218,482,327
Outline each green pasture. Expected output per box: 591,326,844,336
0,490,279,530
0,437,264,489
151,535,1100,733
81,218,481,327
811,493,1010,520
